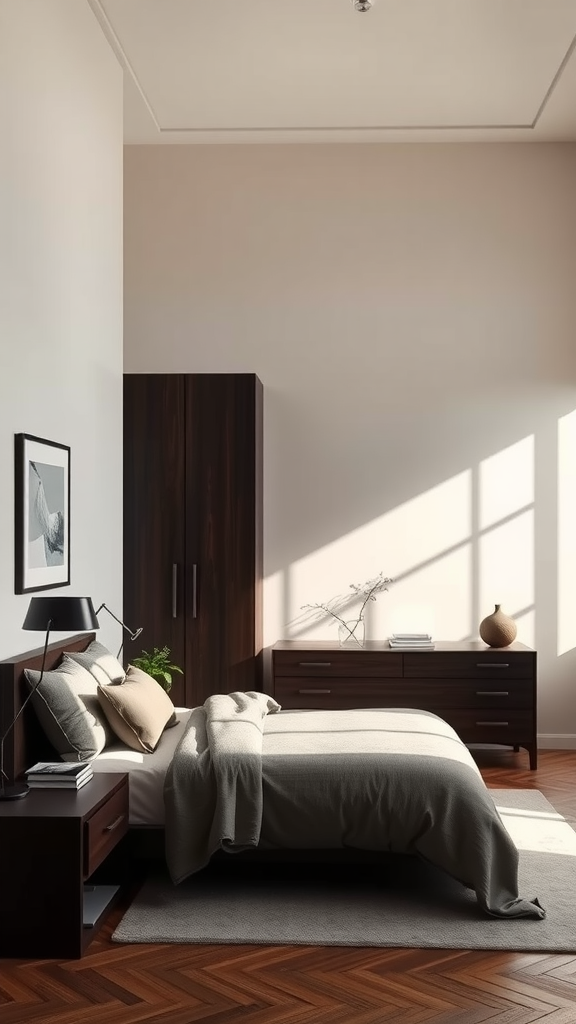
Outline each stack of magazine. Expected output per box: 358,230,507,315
388,633,435,650
25,762,93,790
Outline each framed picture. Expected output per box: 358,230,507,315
14,433,70,594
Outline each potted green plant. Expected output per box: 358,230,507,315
131,646,183,693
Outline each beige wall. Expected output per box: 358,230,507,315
0,0,123,657
124,142,576,745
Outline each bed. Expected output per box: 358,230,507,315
0,633,545,921
0,632,185,836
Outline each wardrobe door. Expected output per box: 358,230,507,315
185,374,263,705
123,375,187,707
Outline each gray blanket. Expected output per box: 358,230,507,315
164,695,545,920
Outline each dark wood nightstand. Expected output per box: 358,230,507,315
0,772,129,959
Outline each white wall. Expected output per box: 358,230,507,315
0,1,123,657
124,142,576,745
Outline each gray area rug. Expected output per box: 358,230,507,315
113,790,576,951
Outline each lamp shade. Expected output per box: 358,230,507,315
22,596,99,632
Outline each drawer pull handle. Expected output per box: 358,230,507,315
476,663,509,669
298,661,332,668
476,721,509,727
104,814,125,833
298,688,331,694
475,691,509,697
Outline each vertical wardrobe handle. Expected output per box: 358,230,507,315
172,564,178,618
192,563,198,618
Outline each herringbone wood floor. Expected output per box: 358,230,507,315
1,749,575,1024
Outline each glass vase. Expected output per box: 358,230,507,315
338,619,365,648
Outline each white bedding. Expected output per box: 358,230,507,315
90,708,192,825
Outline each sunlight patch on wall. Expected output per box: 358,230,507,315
557,409,576,656
273,471,472,643
479,511,534,628
511,608,535,649
478,436,534,646
264,437,538,648
479,436,534,530
388,545,472,640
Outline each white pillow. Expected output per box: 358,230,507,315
63,639,126,687
24,658,113,762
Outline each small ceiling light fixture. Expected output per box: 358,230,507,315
352,0,373,10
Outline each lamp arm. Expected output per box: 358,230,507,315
94,603,143,642
0,621,51,785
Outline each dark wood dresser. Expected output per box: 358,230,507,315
270,640,537,770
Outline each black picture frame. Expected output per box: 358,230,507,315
14,433,71,594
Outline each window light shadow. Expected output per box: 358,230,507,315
271,436,536,646
497,806,576,857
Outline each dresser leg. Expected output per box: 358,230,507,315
529,746,538,770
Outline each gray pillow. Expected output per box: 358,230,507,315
24,658,113,762
63,639,126,686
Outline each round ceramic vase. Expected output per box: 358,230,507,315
479,604,517,647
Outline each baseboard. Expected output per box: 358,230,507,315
537,734,576,750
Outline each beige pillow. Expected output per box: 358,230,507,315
97,665,175,753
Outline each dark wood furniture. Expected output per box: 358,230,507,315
123,373,263,707
0,634,160,864
270,640,538,770
0,632,95,785
0,772,128,958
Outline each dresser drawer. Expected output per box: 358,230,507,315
435,708,534,744
83,778,128,878
403,651,534,679
274,676,533,711
275,678,407,709
402,678,533,710
273,650,403,678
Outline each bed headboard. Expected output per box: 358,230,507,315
0,632,95,782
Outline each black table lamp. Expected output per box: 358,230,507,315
0,596,100,801
94,602,143,658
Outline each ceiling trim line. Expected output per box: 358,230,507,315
155,122,535,134
87,0,161,131
532,30,576,127
88,0,576,139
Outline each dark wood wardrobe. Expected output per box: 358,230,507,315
123,373,263,708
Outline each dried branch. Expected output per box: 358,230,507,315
301,571,394,629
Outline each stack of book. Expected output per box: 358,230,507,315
388,633,435,650
25,762,93,790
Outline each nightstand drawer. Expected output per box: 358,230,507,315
273,650,403,678
84,778,128,878
403,652,534,679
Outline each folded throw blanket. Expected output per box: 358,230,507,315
164,691,280,882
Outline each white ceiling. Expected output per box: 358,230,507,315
88,0,576,144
